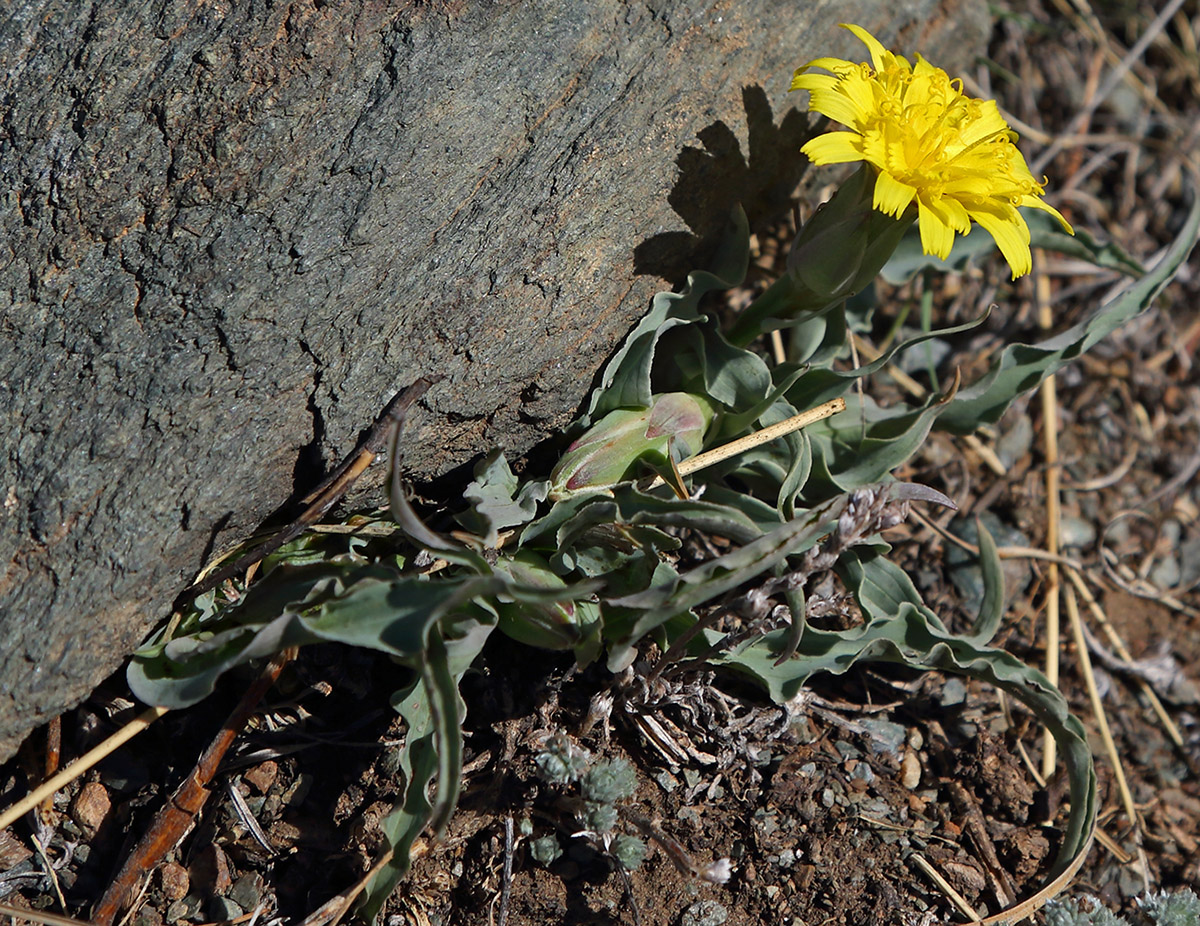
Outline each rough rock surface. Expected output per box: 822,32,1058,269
0,0,987,759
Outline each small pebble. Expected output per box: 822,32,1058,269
133,908,163,926
242,761,278,794
1059,515,1097,549
158,860,190,902
1178,537,1200,588
282,772,314,807
861,720,906,757
1150,555,1181,589
207,896,243,922
71,781,111,835
681,899,728,926
1117,865,1143,899
851,762,874,785
940,678,967,706
166,896,201,922
228,872,264,911
995,414,1033,468
901,750,922,790
190,843,234,894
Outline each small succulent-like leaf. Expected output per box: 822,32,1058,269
457,450,549,547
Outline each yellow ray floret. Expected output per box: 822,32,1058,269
791,24,1073,278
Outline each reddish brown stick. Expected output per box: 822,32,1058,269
91,649,294,926
179,376,439,603
41,716,61,816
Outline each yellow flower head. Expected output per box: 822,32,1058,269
791,24,1072,278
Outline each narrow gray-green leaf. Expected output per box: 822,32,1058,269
607,495,845,616
583,208,749,425
714,609,1096,877
361,678,439,920
970,517,1005,645
935,187,1200,432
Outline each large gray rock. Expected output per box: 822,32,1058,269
0,0,986,759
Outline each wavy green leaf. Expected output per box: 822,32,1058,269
457,450,549,546
935,189,1200,432
581,209,749,426
715,606,1095,877
879,207,1144,284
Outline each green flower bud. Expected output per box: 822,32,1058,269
494,551,600,651
726,165,915,346
549,392,714,500
786,164,914,302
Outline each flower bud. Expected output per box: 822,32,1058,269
549,392,714,499
493,551,600,650
786,165,913,301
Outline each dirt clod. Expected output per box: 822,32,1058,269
69,781,111,835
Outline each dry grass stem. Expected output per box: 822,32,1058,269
1036,256,1063,782
1063,583,1149,889
645,398,846,490
0,706,170,832
911,853,983,923
1065,566,1186,749
0,903,100,926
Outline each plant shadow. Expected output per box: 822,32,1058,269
634,84,813,286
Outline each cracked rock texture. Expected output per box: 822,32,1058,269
0,0,985,759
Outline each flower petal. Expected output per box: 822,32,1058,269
842,24,890,72
790,72,840,94
956,100,1010,147
1020,196,1074,235
971,206,1033,278
806,88,868,128
801,131,865,165
918,198,958,259
796,56,858,75
873,170,917,217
